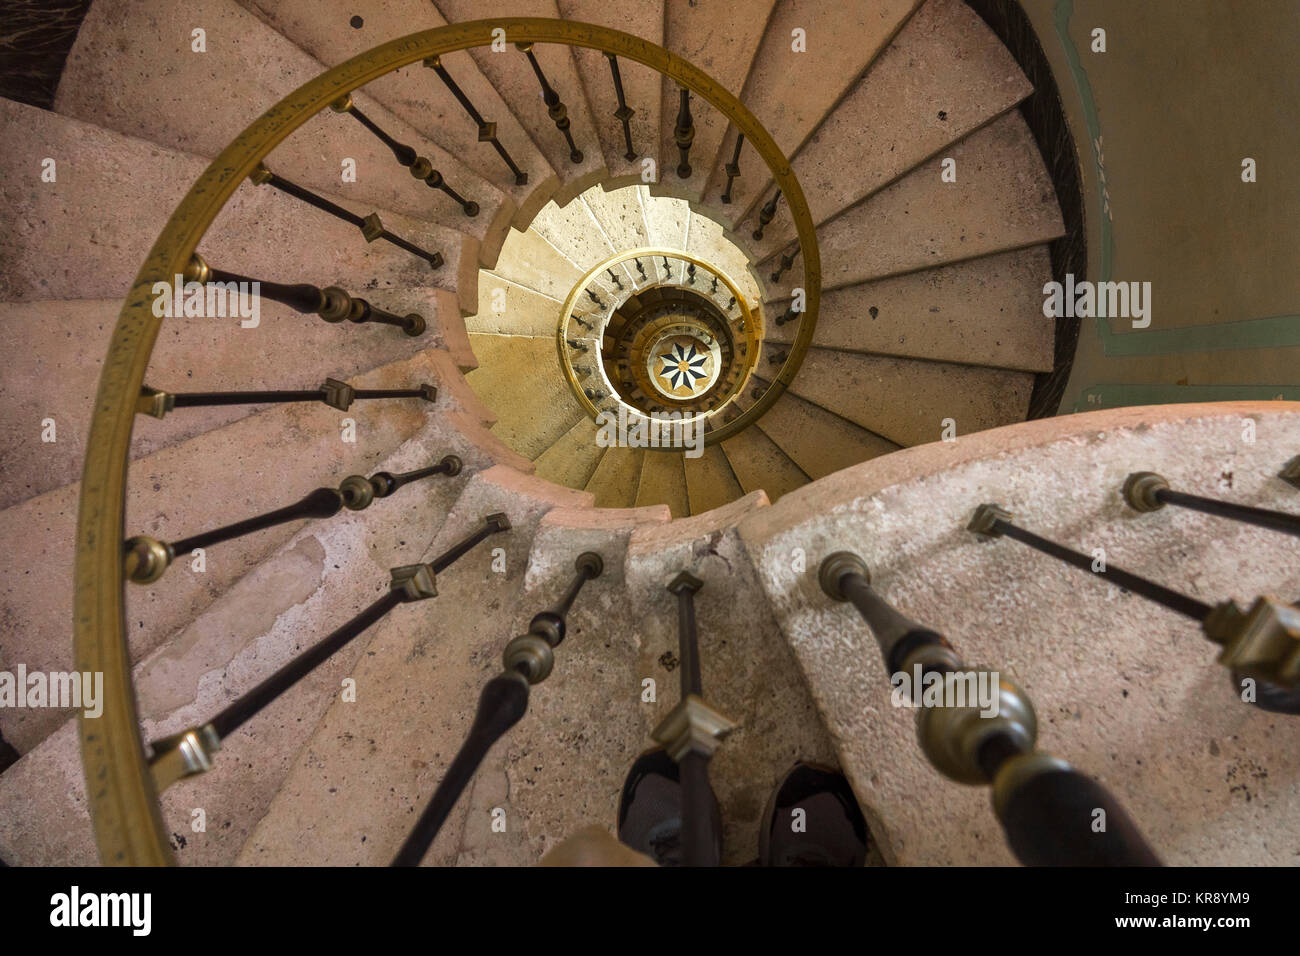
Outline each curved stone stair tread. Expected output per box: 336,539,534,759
698,0,922,228
746,378,902,479
683,444,745,515
739,0,1035,264
556,0,665,184
55,0,515,246
650,0,777,205
0,287,465,511
235,0,556,217
736,403,1300,865
432,0,607,197
682,211,764,306
768,246,1056,374
0,98,480,316
720,425,810,503
0,417,502,866
758,111,1065,300
464,272,565,337
486,227,587,302
773,343,1035,448
465,333,589,459
634,449,689,518
0,347,524,756
532,417,605,490
235,466,592,865
583,444,644,509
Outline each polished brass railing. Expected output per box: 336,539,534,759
76,18,820,865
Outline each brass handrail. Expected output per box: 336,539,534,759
555,246,761,434
75,18,820,864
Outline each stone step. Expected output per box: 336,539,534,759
757,111,1064,300
0,347,527,757
57,0,515,251
683,444,745,515
433,0,607,201
464,273,563,337
486,227,586,301
584,445,644,509
735,402,1300,864
739,0,1033,264
772,342,1035,447
634,450,689,518
0,98,479,314
466,333,589,459
768,246,1057,373
235,466,591,864
747,379,901,479
532,417,605,490
698,0,921,227
682,211,764,309
651,0,777,205
720,425,809,503
556,0,666,184
237,0,556,227
0,414,509,865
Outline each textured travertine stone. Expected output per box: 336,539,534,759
466,334,587,458
533,418,606,490
773,342,1035,447
585,446,645,509
749,380,901,478
639,185,691,249
55,0,512,234
653,0,775,203
530,196,617,271
634,451,689,518
721,426,809,502
742,0,1032,261
0,350,469,753
237,466,591,865
0,100,477,312
769,246,1056,373
738,402,1300,866
701,0,921,223
759,111,1065,300
683,444,745,516
465,274,562,337
489,228,586,301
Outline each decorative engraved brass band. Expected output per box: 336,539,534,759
555,247,763,439
76,18,819,865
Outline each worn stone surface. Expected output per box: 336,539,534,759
465,273,561,337
759,111,1065,300
773,342,1035,447
683,444,744,516
720,425,809,502
584,446,643,509
634,450,688,518
738,402,1300,866
741,0,1032,261
750,380,901,478
466,333,587,458
532,417,605,489
770,246,1056,373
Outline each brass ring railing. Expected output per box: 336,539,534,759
75,18,820,864
555,247,761,433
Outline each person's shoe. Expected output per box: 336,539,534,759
616,748,722,866
758,762,870,866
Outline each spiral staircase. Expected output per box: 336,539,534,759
0,0,1296,868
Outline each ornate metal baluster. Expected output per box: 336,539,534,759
604,51,637,161
770,244,799,282
184,254,424,336
686,263,696,285
249,163,444,268
330,94,478,214
516,42,583,165
124,459,466,585
634,258,647,281
727,295,736,312
651,572,735,867
606,268,624,291
136,380,436,419
662,256,673,280
566,339,589,352
752,190,782,240
720,132,744,204
673,87,695,179
710,274,719,294
1281,456,1300,490
774,305,798,327
424,54,528,185
392,553,603,865
1123,472,1300,537
818,551,1161,866
572,314,592,331
586,288,606,309
968,504,1300,692
147,512,507,791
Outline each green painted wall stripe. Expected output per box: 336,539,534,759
1101,314,1300,355
1074,383,1300,412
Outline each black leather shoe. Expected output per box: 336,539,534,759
759,763,869,866
616,748,722,866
